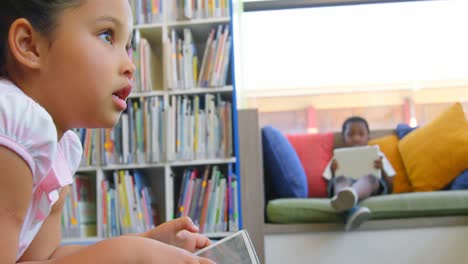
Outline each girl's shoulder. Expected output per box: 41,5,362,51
0,79,58,182
58,131,83,177
0,79,55,128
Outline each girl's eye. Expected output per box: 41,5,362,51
99,31,113,45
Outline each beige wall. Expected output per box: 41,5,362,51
250,85,468,133
246,86,468,112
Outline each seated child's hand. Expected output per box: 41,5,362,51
142,217,212,253
374,157,383,170
331,159,339,173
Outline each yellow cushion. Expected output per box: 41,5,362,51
398,103,468,192
369,135,413,193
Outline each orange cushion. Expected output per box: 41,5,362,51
369,135,412,193
398,103,468,191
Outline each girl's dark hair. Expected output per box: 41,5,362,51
341,116,370,137
0,0,83,77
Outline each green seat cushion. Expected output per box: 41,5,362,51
267,190,468,224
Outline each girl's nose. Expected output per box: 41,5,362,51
122,57,136,80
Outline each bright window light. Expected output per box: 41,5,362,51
240,0,468,94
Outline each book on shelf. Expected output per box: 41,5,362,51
165,25,231,90
131,0,163,25
166,94,233,161
102,97,165,166
95,93,232,166
166,0,230,21
74,128,100,166
100,169,160,237
62,174,97,238
175,164,239,233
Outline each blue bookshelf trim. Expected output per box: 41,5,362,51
228,0,243,230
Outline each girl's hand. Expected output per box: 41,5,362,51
152,241,215,264
374,157,383,170
131,236,215,264
142,217,212,252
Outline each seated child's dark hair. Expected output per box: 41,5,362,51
0,0,83,77
341,116,370,138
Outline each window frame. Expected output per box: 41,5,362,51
243,0,432,12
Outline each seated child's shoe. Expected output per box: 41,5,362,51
345,206,371,231
330,187,358,212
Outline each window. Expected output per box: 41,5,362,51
237,0,468,133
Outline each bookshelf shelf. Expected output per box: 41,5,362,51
79,158,236,172
61,237,102,245
168,18,231,42
101,163,166,171
128,90,166,98
169,157,236,167
134,23,164,30
77,166,98,172
66,0,240,243
168,86,233,95
167,17,230,27
137,26,164,45
127,86,233,99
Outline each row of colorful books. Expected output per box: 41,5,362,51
75,97,164,166
132,34,154,94
175,165,239,233
165,25,231,90
166,94,233,161
78,93,232,166
168,0,231,21
62,175,97,238
75,128,100,167
104,97,165,165
100,170,159,237
130,0,163,25
130,0,230,25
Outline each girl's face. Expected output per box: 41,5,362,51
38,0,135,130
343,122,369,147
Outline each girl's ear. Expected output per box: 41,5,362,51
8,18,46,71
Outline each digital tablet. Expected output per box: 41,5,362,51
334,145,380,180
195,230,260,264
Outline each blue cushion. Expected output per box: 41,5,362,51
262,126,308,199
396,123,418,139
449,170,468,190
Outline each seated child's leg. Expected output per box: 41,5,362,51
352,174,380,201
345,206,371,231
333,176,354,194
330,176,357,212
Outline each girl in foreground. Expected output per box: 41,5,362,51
0,0,214,263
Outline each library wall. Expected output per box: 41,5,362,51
257,102,468,134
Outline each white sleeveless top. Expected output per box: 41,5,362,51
0,80,83,261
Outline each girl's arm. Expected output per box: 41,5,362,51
19,235,213,264
18,187,74,261
24,189,210,261
0,147,33,264
0,147,212,264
